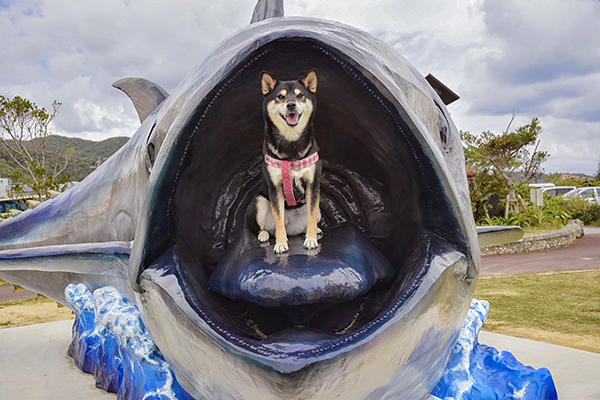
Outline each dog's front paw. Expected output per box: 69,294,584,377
304,236,319,250
273,241,289,254
257,230,270,243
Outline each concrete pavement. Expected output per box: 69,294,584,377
0,320,115,399
584,226,600,235
481,226,600,276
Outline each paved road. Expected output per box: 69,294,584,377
481,228,600,277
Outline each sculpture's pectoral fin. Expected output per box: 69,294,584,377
250,0,284,24
476,226,524,248
0,242,134,305
112,77,169,123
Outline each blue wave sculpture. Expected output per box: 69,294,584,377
65,284,193,400
65,284,556,400
431,300,558,400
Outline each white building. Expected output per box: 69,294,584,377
0,177,8,198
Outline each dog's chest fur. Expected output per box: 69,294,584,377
265,131,313,161
266,163,315,202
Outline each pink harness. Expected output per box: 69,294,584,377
264,152,319,206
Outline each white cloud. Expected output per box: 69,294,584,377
0,0,598,174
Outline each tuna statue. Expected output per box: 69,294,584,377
0,1,525,398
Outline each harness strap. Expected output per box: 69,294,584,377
281,160,296,206
264,152,319,207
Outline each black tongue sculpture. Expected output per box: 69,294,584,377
209,224,393,316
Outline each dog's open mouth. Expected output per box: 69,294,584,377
135,38,469,372
281,112,300,126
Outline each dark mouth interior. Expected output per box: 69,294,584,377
281,112,300,126
143,39,464,350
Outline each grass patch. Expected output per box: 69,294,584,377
0,296,73,329
475,270,600,353
522,224,564,235
0,297,46,307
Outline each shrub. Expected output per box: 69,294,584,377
469,168,507,223
554,196,600,226
543,201,571,225
480,195,573,229
482,216,509,226
471,175,600,227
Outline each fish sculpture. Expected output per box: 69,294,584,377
0,1,523,398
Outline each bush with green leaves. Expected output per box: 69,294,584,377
468,168,507,223
554,196,600,226
479,195,573,229
543,200,572,225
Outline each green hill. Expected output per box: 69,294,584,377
46,135,130,160
0,135,130,181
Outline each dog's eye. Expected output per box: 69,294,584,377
277,94,285,100
297,93,304,99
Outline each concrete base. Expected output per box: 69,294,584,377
0,320,115,399
1,320,599,399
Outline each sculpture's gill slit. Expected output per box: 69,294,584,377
141,37,465,358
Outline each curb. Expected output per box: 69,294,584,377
481,220,584,256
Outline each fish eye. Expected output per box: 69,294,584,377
146,123,157,172
435,103,452,152
147,142,156,169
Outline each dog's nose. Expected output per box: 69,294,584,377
287,102,296,111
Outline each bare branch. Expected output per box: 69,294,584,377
504,111,516,134
52,146,74,178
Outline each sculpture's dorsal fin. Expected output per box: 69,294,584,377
112,77,169,123
476,226,524,248
425,74,460,105
251,0,284,24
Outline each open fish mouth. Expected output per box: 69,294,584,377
133,37,471,373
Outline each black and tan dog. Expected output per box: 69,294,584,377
248,70,322,254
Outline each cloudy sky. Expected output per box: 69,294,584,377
1,0,599,174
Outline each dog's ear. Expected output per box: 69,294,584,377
261,72,277,95
302,70,318,93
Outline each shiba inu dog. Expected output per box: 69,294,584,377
249,70,322,254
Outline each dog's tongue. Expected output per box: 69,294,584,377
286,113,299,126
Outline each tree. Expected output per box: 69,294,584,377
596,159,600,181
0,95,74,200
462,116,549,217
467,166,508,223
